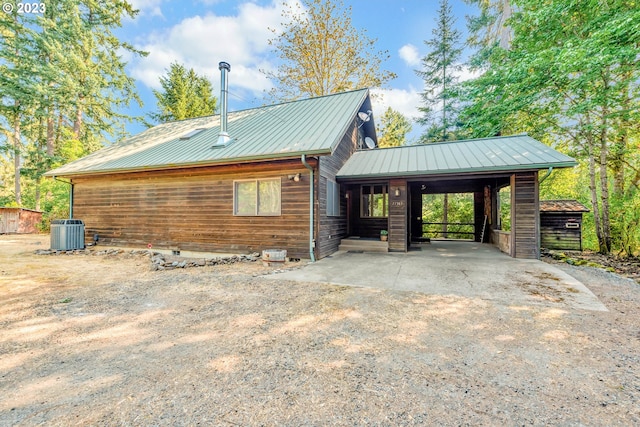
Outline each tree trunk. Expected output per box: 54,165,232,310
13,119,21,206
598,130,612,254
47,105,55,156
73,98,83,140
34,177,41,211
586,134,605,253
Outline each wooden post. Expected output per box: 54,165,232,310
473,191,484,242
510,172,540,259
388,178,408,252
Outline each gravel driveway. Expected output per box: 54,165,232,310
1,235,639,425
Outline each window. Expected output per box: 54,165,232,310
361,185,388,218
234,179,281,216
326,179,340,217
179,128,206,140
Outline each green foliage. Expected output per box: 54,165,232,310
151,62,218,123
415,0,464,142
266,0,395,100
0,0,145,216
421,193,474,238
497,188,511,231
460,0,640,254
376,107,411,148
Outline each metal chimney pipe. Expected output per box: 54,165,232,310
218,61,231,145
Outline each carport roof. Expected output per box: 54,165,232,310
336,134,577,179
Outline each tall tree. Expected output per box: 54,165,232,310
151,62,218,123
459,0,640,254
0,5,41,206
465,0,513,51
266,0,395,100
415,0,464,142
0,0,146,210
376,107,412,148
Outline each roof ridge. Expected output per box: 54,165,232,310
154,88,371,126
373,134,531,151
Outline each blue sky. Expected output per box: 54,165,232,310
119,0,479,141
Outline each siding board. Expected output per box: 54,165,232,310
317,122,359,258
72,160,313,258
510,172,540,259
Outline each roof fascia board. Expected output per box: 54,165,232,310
328,89,369,154
47,149,332,179
336,162,578,181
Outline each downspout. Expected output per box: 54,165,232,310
301,154,316,262
539,167,553,184
54,176,73,218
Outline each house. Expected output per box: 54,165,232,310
540,200,589,251
45,88,577,260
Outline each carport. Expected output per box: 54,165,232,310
269,240,607,311
336,135,577,259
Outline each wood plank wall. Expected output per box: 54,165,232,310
540,213,583,251
71,159,316,259
317,122,358,259
388,179,407,252
473,191,484,242
510,172,540,259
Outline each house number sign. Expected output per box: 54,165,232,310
391,201,405,207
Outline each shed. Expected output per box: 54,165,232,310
539,200,589,251
0,207,43,234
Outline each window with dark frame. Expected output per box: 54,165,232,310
326,179,340,217
234,178,281,216
361,184,388,218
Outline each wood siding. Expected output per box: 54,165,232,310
317,122,359,258
540,213,583,251
71,160,316,259
388,179,407,252
0,208,42,234
510,172,540,259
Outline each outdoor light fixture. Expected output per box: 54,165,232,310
394,188,401,197
288,173,301,182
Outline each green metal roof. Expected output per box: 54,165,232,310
46,89,370,177
336,135,577,179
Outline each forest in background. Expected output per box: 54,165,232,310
1,0,638,257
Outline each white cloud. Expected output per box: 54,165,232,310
456,65,482,82
398,44,420,67
130,1,292,97
370,87,421,121
129,0,164,18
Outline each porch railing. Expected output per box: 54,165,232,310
420,222,475,240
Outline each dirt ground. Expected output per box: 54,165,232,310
1,234,639,426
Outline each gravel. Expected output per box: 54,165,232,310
1,235,639,426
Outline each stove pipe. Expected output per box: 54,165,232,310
218,61,231,145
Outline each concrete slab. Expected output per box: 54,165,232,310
266,241,608,311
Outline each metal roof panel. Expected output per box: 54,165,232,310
47,89,370,177
337,135,577,179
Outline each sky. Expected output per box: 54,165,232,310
118,0,480,142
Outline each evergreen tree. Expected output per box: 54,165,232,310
151,62,218,123
459,0,640,254
377,107,412,148
266,0,395,100
415,0,464,143
0,0,146,210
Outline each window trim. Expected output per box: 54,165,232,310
233,178,282,216
361,184,388,218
